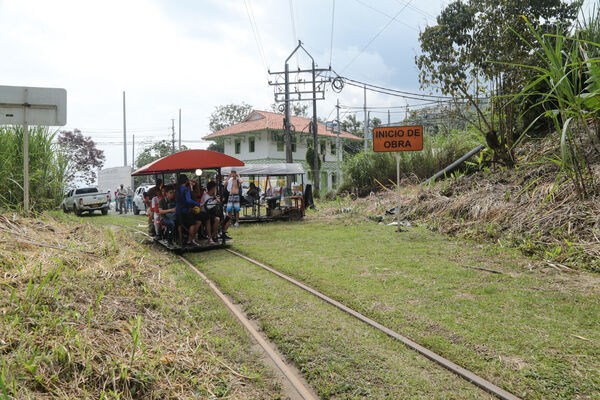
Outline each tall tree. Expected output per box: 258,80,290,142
136,140,187,169
416,0,581,167
208,103,253,133
207,103,253,153
57,129,105,185
340,114,364,157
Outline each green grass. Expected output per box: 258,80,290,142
221,220,600,400
188,250,493,399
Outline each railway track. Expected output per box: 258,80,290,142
126,225,521,400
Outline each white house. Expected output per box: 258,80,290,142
202,110,362,190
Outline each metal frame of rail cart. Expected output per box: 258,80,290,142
132,149,244,252
221,163,305,222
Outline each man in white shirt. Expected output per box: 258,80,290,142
117,184,127,214
224,171,242,227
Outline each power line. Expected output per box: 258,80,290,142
243,0,269,75
339,75,457,100
329,0,336,67
352,0,418,31
344,80,450,102
289,0,298,59
341,0,414,73
247,0,268,70
392,0,436,19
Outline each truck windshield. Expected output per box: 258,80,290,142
75,188,99,194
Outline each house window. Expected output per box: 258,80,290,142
291,135,297,153
331,173,337,187
249,137,255,153
320,140,326,155
235,139,241,154
276,134,284,152
331,141,336,156
307,138,313,148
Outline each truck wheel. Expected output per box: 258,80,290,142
133,205,139,215
74,204,82,216
101,207,108,215
63,204,68,213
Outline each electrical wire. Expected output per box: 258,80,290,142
247,0,269,70
243,0,269,75
289,0,298,66
340,75,456,100
341,0,414,73
392,0,435,19
329,0,336,68
352,0,418,31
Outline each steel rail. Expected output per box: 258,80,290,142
177,255,317,400
125,226,317,400
226,249,521,400
125,223,519,399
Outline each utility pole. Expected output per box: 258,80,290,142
311,57,319,192
123,91,127,166
363,84,368,154
23,88,29,212
336,99,341,190
131,134,135,190
268,41,330,193
171,119,175,154
178,108,182,151
388,109,391,126
284,61,292,165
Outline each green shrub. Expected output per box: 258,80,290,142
0,126,67,211
341,129,481,195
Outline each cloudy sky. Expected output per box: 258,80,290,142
0,0,592,169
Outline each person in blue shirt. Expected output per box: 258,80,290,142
176,174,203,246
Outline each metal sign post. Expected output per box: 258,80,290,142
396,152,400,231
372,125,424,232
0,85,67,212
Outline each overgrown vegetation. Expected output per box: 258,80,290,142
0,126,66,211
416,0,581,167
512,10,600,198
0,213,280,399
341,129,481,195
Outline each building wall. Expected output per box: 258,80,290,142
221,130,345,190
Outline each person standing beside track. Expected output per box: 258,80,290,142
117,184,127,215
126,186,133,213
224,171,242,228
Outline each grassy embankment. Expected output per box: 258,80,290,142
196,219,599,400
0,212,281,399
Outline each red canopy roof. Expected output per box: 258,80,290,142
132,149,244,176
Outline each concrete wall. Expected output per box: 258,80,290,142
221,130,344,190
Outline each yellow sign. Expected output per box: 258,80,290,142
372,125,423,152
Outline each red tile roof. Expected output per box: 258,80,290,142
202,110,362,141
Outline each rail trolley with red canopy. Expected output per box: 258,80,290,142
132,149,244,252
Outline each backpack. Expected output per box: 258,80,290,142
203,197,219,213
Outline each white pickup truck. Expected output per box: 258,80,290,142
61,187,110,216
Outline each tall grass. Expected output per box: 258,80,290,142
512,11,600,198
341,129,481,195
0,126,67,211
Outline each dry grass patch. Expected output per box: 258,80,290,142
0,213,279,399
